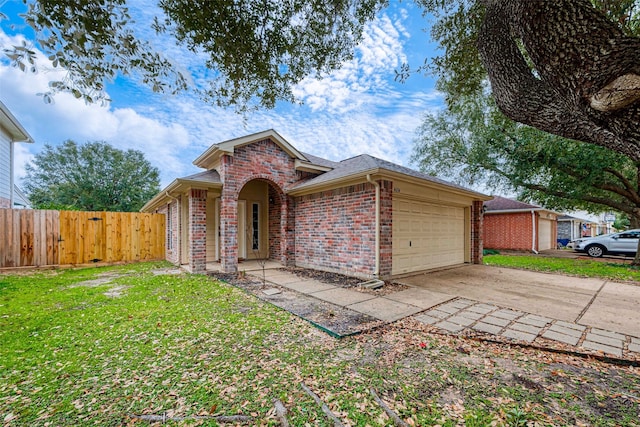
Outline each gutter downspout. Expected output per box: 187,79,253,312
531,210,539,254
366,174,380,277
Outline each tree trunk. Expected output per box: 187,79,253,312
477,0,640,161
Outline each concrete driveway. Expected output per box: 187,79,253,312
397,264,640,338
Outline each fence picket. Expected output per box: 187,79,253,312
0,209,165,268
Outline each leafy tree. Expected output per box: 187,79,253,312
413,92,640,222
3,0,385,110
24,140,160,212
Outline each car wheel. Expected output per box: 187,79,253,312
586,244,605,258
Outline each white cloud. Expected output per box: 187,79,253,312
1,32,193,187
291,12,409,115
1,3,447,196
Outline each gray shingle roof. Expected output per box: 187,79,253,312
484,195,540,211
181,169,221,184
291,153,480,194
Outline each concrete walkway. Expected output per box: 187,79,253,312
245,263,640,359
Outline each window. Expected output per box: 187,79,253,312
252,203,259,250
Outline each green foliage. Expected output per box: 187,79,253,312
1,262,638,425
24,140,160,212
413,91,640,216
5,0,386,110
613,213,631,230
484,254,640,281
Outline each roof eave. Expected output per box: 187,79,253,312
140,178,222,212
288,167,491,200
0,101,34,143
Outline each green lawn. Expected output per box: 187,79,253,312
484,254,640,283
1,262,639,426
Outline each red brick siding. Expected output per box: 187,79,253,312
484,212,533,251
294,183,377,278
189,189,207,272
157,202,180,265
471,200,484,263
379,180,393,278
268,185,282,261
218,139,298,272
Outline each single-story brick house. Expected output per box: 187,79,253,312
142,130,491,278
483,196,559,252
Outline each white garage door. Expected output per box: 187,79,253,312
538,218,553,250
392,198,466,275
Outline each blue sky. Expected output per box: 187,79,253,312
0,1,444,189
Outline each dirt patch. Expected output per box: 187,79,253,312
104,285,129,298
69,277,115,288
208,272,383,337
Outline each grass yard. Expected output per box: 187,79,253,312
1,262,639,426
484,254,640,282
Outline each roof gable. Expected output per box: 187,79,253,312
193,129,310,170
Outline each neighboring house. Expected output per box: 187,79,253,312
11,184,31,209
142,129,491,278
483,196,559,252
0,100,34,209
557,215,596,246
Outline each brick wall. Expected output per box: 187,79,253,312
471,200,484,263
379,180,393,278
189,189,207,272
294,183,377,278
268,185,282,261
218,139,300,272
484,212,534,251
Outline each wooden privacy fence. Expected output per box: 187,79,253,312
0,209,165,268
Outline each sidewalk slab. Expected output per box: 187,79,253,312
585,332,624,347
502,329,537,343
542,329,581,346
435,320,465,333
473,322,503,335
578,281,640,338
509,322,544,335
385,288,453,310
518,314,552,328
582,341,623,357
547,322,586,338
283,280,336,294
415,313,440,325
311,287,376,307
481,316,511,327
446,314,477,327
457,310,486,321
348,297,423,322
492,309,524,320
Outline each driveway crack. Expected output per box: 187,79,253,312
575,280,607,323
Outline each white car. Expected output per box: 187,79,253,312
572,230,640,258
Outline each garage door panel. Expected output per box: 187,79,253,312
393,198,466,275
538,218,553,251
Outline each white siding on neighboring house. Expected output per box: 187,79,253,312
0,133,11,203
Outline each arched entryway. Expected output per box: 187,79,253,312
219,177,291,272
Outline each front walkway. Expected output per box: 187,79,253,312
231,263,640,360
